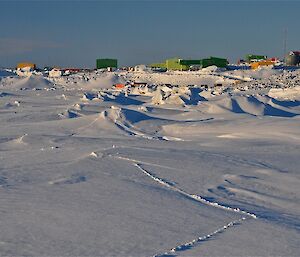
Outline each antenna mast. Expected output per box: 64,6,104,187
283,28,288,60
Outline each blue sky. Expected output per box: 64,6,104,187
1,0,299,68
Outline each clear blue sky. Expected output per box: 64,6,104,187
1,0,299,68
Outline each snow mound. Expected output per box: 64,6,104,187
0,69,15,77
0,134,28,149
206,94,298,117
227,67,281,80
79,73,126,90
9,75,56,90
268,86,300,101
201,65,219,73
58,110,80,119
69,107,160,139
123,70,232,87
4,100,20,108
101,106,158,128
134,64,150,72
99,91,145,105
99,106,167,140
151,86,205,106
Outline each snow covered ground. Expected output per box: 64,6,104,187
0,68,300,256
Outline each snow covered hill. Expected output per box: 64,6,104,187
0,70,299,256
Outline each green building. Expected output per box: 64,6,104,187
150,58,198,71
201,57,228,68
96,59,118,69
150,62,166,69
179,59,202,67
245,54,267,63
150,56,228,71
166,58,189,71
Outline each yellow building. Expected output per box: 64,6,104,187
17,62,36,70
250,60,274,70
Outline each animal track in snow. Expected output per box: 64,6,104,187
154,217,248,257
110,155,257,256
133,163,256,256
134,163,256,219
